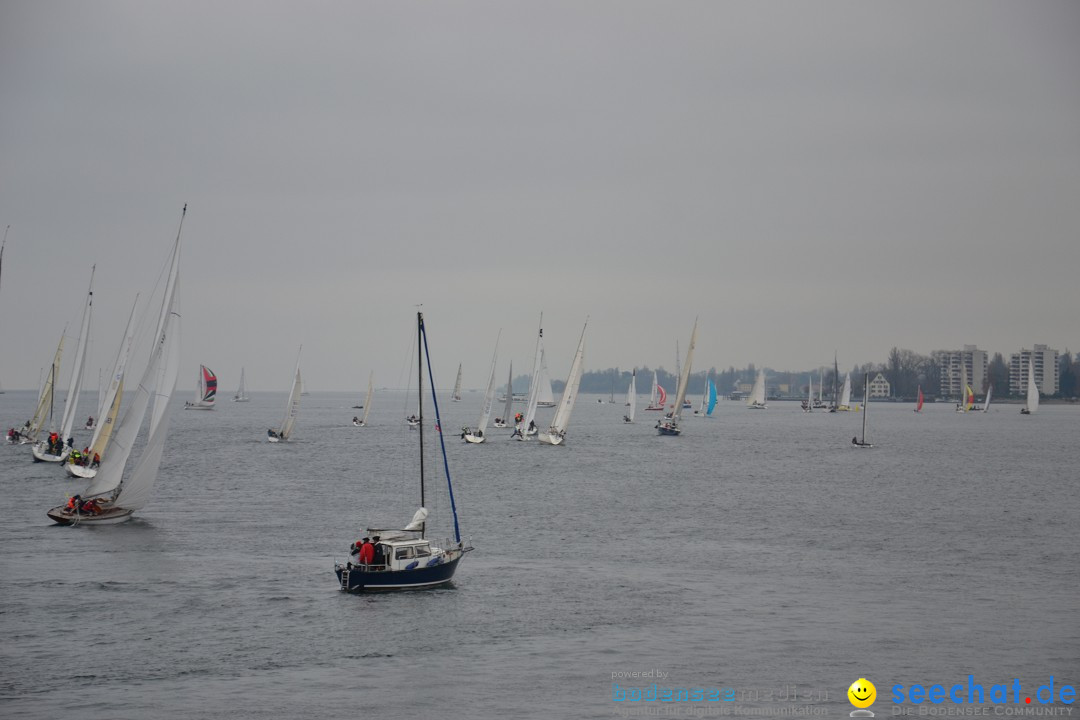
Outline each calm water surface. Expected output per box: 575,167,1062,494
1,389,1077,718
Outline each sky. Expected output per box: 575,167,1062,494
1,1,1078,393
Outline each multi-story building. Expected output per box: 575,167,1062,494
868,372,891,398
1009,345,1059,396
936,345,988,398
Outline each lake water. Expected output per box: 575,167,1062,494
2,389,1078,718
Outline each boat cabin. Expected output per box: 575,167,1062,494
360,534,450,572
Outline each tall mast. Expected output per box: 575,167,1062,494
861,372,869,443
417,311,425,537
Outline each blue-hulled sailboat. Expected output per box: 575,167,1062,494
335,311,472,592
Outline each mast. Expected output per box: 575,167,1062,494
419,311,463,544
832,352,838,408
417,311,425,537
861,372,869,443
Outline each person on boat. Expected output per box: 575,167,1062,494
510,425,522,439
494,417,503,426
371,536,385,568
80,498,101,514
66,495,82,512
352,416,359,424
91,452,101,468
86,415,94,427
70,449,82,465
358,538,375,566
267,428,278,439
851,436,858,445
528,420,536,433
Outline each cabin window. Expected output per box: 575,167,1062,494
414,544,431,558
394,547,414,560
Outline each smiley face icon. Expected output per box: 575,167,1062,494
848,678,876,711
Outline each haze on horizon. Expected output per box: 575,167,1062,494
1,1,1078,393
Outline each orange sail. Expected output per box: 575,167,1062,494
915,386,924,412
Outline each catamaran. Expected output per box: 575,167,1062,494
539,321,587,446
232,367,250,402
462,335,500,443
334,311,473,592
48,205,185,525
656,319,697,436
184,364,217,409
33,268,95,463
268,350,302,442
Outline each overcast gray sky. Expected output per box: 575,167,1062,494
2,1,1078,393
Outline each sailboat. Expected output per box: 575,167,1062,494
644,371,666,411
813,367,827,408
492,362,513,428
836,372,852,412
914,385,924,413
184,365,217,409
514,318,544,440
696,375,717,417
747,369,767,409
232,367,250,402
267,350,302,442
33,268,95,463
802,375,813,412
675,342,692,409
656,319,697,436
84,370,102,429
462,335,499,443
352,372,374,426
334,312,473,592
451,363,463,402
16,332,64,445
851,372,873,448
539,321,587,446
535,351,556,408
48,205,185,525
981,384,993,413
1020,366,1039,415
623,369,636,423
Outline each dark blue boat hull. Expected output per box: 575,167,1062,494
335,556,463,592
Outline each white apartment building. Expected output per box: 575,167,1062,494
1009,345,1059,396
936,345,988,398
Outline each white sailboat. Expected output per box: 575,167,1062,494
268,349,302,442
513,318,544,440
184,364,217,409
802,374,813,412
747,369,767,409
34,267,95,463
352,372,374,426
851,372,874,448
1021,366,1039,415
536,350,556,408
232,367,250,402
451,363,463,402
836,372,852,411
623,369,636,423
16,332,64,445
813,367,827,408
539,321,587,446
462,334,500,443
66,297,139,479
492,362,513,428
656,319,697,436
645,370,667,411
48,205,185,525
982,384,993,413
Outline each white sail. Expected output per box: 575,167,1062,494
536,350,555,406
517,318,544,439
85,219,182,504
839,372,852,410
500,361,513,423
360,371,374,424
669,319,697,421
648,371,659,408
748,369,766,408
86,297,139,460
278,353,303,440
26,333,64,442
541,322,586,444
983,385,992,412
476,339,499,434
625,370,636,423
233,367,249,401
58,268,95,443
1025,367,1039,414
451,363,463,402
